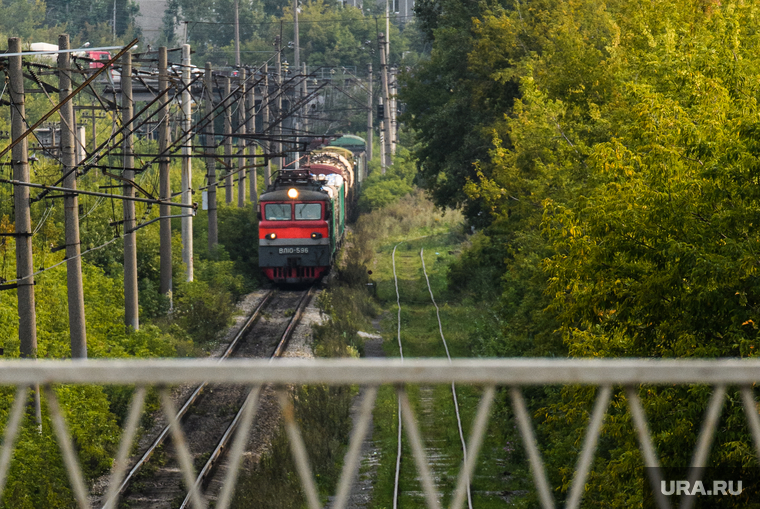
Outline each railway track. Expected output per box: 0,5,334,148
101,287,315,509
390,243,471,509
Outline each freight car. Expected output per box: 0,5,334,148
258,139,365,283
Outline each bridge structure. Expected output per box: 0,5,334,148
0,357,757,509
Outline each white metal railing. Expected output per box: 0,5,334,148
1,357,760,509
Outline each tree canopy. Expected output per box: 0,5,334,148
402,0,760,505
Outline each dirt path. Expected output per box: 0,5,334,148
338,319,385,509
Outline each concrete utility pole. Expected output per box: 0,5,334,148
9,36,41,423
379,32,392,169
384,0,395,155
158,47,172,301
263,63,271,186
390,66,397,155
386,0,391,64
181,44,193,282
301,61,308,155
294,0,301,169
59,34,87,358
379,96,386,174
205,62,219,251
234,0,241,67
122,50,139,330
275,35,283,172
247,69,257,205
237,69,247,208
367,63,373,162
224,77,233,203
294,0,300,72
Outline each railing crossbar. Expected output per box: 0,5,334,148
0,359,759,509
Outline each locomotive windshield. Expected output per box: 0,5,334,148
265,203,291,220
295,203,321,220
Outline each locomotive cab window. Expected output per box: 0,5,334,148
295,203,322,220
265,203,291,220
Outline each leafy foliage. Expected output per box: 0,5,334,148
405,0,760,505
358,145,416,212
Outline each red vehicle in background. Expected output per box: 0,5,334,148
28,43,117,82
86,50,112,68
84,50,119,83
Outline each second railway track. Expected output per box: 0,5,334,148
103,287,315,509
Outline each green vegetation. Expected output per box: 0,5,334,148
0,113,263,506
161,0,424,67
398,0,760,506
232,239,375,507
358,144,417,213
0,0,141,47
346,192,522,509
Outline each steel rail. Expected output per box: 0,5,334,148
101,290,275,509
179,286,315,509
392,242,404,509
419,248,472,509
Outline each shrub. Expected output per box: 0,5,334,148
173,280,235,345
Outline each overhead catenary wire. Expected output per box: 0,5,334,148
0,207,181,286
184,14,415,27
0,37,342,290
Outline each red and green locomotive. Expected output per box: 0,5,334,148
258,138,365,283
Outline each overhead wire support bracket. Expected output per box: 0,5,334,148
0,179,197,210
126,214,195,234
33,72,202,201
0,38,138,160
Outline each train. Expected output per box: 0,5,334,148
258,135,367,284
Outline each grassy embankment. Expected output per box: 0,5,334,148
234,186,529,508
355,192,522,509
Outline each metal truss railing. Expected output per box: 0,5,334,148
2,357,760,509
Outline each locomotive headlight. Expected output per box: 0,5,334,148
311,232,323,239
287,188,299,199
266,233,277,240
